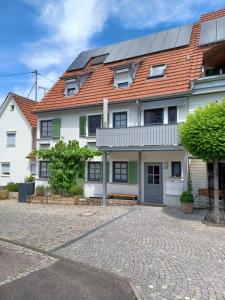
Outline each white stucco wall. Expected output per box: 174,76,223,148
36,100,188,202
84,150,187,207
189,91,225,112
0,95,33,186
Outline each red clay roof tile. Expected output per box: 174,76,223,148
12,93,37,128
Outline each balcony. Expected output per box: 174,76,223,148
96,123,180,150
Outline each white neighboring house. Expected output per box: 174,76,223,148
0,93,37,187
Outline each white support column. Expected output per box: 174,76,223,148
103,98,108,128
102,151,107,206
138,151,142,202
183,150,189,191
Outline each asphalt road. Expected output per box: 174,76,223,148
0,256,136,300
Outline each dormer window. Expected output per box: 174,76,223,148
65,79,78,96
114,68,131,88
149,64,167,79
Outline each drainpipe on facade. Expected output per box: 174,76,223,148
136,100,142,203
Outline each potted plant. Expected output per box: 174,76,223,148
180,191,195,214
24,176,35,195
0,188,9,200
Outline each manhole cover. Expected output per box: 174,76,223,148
79,211,96,217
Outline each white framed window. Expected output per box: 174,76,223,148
149,64,167,78
39,143,50,149
1,163,10,176
114,68,131,88
7,132,16,147
65,79,79,96
30,162,36,176
10,105,14,111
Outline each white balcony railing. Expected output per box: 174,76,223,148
96,123,180,149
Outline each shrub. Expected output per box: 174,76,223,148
24,175,35,182
5,182,19,192
180,191,194,203
69,185,83,196
35,185,45,196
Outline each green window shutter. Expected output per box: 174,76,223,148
128,161,137,184
79,116,86,137
52,119,60,139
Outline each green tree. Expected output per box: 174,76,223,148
180,101,225,223
36,140,101,194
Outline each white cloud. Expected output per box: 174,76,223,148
21,0,109,70
110,0,225,29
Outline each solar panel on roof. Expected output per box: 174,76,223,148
91,54,108,65
67,24,193,71
199,16,225,46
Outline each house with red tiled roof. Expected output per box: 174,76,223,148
34,9,225,206
0,93,37,186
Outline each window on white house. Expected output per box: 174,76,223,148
40,120,52,138
168,106,177,124
113,162,128,183
65,79,79,96
39,143,50,149
88,162,101,181
10,105,14,111
30,162,36,176
144,108,164,125
88,115,102,136
171,161,181,177
7,132,16,147
115,68,131,88
39,161,50,178
1,163,10,176
113,112,127,128
149,64,167,78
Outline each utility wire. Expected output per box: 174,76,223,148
38,73,56,84
27,81,36,98
0,72,33,77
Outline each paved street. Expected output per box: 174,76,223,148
0,241,135,300
1,200,225,299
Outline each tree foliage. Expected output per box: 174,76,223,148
179,101,225,161
36,140,101,194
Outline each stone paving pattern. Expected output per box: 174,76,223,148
0,200,129,251
57,207,225,300
0,241,56,286
1,200,225,299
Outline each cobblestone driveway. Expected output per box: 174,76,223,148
1,200,225,299
56,207,225,300
0,200,129,251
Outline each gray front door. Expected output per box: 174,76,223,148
144,163,163,204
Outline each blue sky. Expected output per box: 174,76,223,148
0,0,225,105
